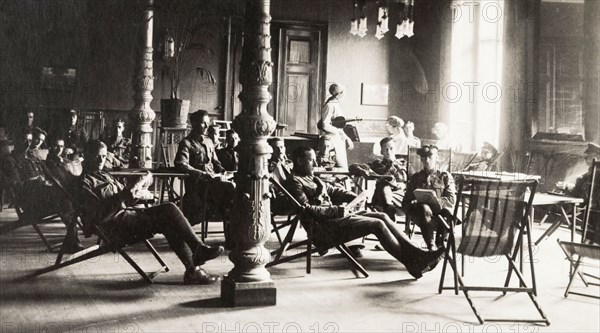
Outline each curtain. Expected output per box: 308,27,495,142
498,0,537,171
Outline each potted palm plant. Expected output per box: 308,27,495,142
159,0,216,128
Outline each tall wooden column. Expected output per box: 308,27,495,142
131,0,156,168
221,0,277,307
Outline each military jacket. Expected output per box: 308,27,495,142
174,134,224,175
403,169,456,212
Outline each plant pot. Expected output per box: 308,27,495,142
161,99,190,129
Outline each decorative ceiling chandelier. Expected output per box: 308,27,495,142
350,0,415,39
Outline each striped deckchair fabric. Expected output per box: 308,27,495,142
457,181,529,257
559,241,600,261
557,239,600,299
438,178,550,326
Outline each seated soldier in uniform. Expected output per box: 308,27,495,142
316,135,337,170
560,143,600,243
267,137,293,216
12,128,83,252
464,141,499,172
175,111,235,247
105,118,132,168
402,145,456,251
350,137,407,221
286,146,444,279
20,111,46,148
45,137,83,186
62,109,88,159
216,129,240,172
46,138,70,167
207,125,222,149
79,140,224,284
28,127,47,161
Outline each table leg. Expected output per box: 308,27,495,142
535,205,564,245
158,178,164,204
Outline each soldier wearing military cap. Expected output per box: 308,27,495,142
465,141,500,172
566,143,600,201
564,143,600,243
402,145,456,250
62,109,88,158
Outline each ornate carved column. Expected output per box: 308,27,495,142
131,0,156,168
221,0,277,307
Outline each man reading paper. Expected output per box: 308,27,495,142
402,145,456,251
286,147,444,279
80,140,223,285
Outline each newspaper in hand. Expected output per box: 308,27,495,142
131,172,154,200
345,191,370,212
413,189,441,213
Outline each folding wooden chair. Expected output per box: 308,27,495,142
271,213,299,246
557,239,600,299
438,178,550,325
265,177,369,278
7,184,63,252
32,172,169,284
581,159,599,244
160,143,183,205
538,159,599,245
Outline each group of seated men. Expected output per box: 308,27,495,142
349,137,455,252
7,108,597,286
1,125,84,253
1,110,227,285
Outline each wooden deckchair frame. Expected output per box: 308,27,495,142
438,178,550,326
557,239,600,299
265,177,369,278
32,172,169,284
7,186,63,252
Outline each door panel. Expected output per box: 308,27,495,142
285,74,311,133
271,23,326,135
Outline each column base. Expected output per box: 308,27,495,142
220,276,277,307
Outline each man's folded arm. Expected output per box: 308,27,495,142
287,178,344,220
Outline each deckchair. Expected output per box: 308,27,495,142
32,172,169,284
555,159,600,299
265,177,369,278
8,184,62,252
557,239,600,299
581,159,599,244
438,178,550,325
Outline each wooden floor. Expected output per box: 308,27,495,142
1,209,599,333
